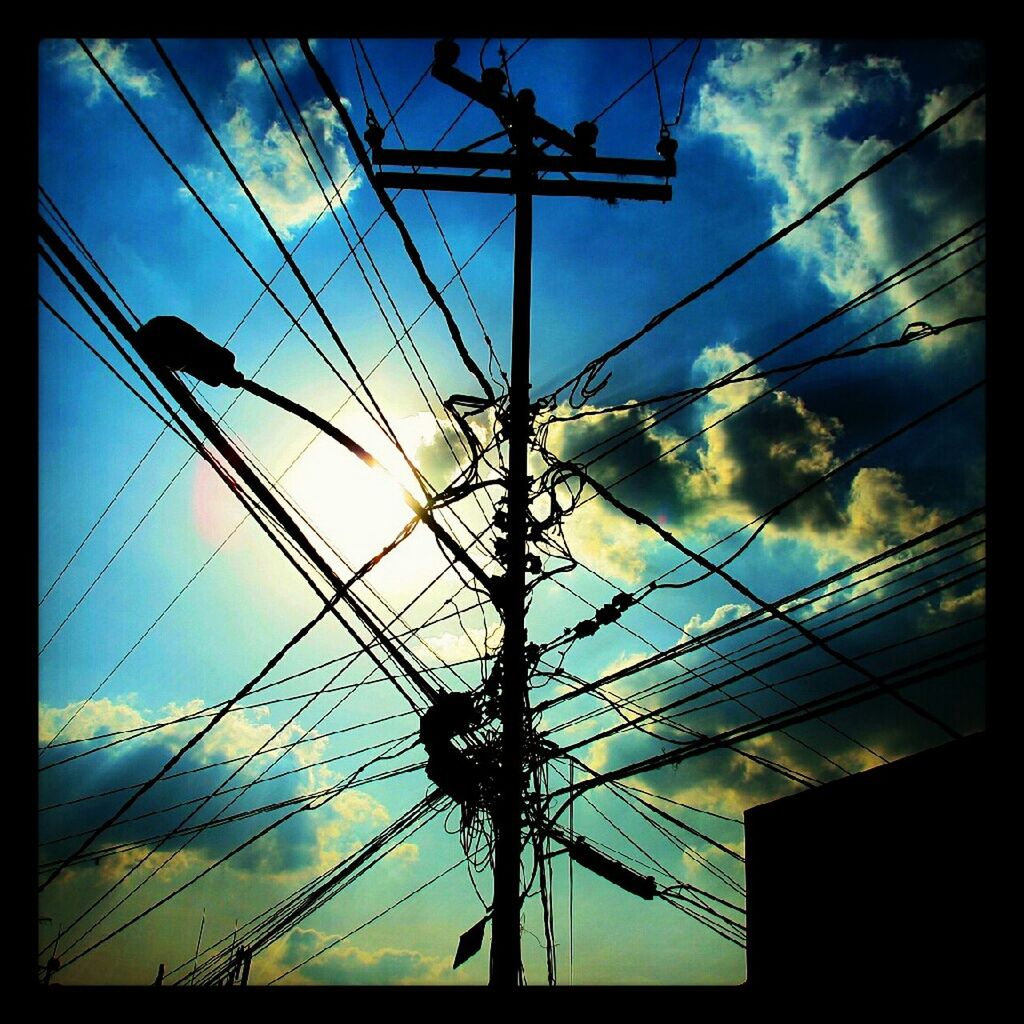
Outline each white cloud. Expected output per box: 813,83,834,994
233,40,302,84
930,583,985,618
543,341,964,590
920,85,986,148
693,40,985,341
412,626,498,664
39,696,148,744
562,497,657,586
95,845,201,884
194,97,359,240
385,841,420,863
683,602,752,637
51,39,160,106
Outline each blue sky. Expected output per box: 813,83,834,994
38,37,985,985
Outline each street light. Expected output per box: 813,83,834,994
134,316,497,598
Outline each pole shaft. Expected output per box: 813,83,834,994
491,152,533,987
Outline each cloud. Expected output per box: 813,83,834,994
95,844,202,884
561,497,659,587
411,626,498,665
213,99,359,239
690,345,847,535
256,928,448,985
39,693,394,883
650,729,895,818
692,40,985,339
50,39,160,106
920,85,986,148
546,342,960,580
39,696,148,744
385,842,420,863
683,602,752,637
929,583,985,619
233,39,302,84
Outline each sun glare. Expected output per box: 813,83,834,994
191,412,463,597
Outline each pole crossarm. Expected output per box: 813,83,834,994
374,171,672,202
431,59,589,157
371,146,675,179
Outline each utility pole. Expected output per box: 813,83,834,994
370,39,675,986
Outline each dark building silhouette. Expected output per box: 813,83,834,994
744,732,989,991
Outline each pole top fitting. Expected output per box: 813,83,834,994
481,67,507,93
364,122,385,151
656,134,678,160
573,120,599,148
434,38,460,67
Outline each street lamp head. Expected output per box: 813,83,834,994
135,316,243,388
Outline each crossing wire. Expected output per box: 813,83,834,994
545,642,984,812
41,216,509,761
36,227,462,882
75,39,398,454
39,37,983,983
40,28,658,668
39,212,513,748
542,554,985,744
354,36,509,390
150,39,432,497
38,46,445,612
253,39,491,499
555,84,985,403
550,226,984,469
300,37,497,406
252,39,505,575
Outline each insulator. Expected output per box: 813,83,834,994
611,592,635,611
656,135,678,160
481,67,507,92
425,744,481,805
420,691,480,751
516,88,536,110
573,120,599,148
434,38,460,67
363,122,385,151
135,316,242,388
564,836,657,899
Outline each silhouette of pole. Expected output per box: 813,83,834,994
370,39,674,986
491,130,534,986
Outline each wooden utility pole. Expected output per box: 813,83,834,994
371,39,675,986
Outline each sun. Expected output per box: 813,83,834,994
191,411,458,598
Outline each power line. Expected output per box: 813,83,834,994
301,39,497,407
150,39,429,492
554,85,985,403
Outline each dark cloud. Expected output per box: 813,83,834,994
38,707,371,880
700,391,846,532
554,404,688,516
